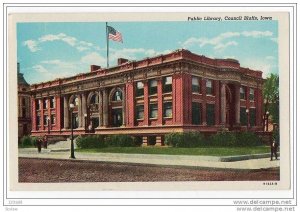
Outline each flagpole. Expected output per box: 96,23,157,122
106,22,109,68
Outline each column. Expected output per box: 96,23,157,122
201,78,207,125
235,84,241,125
220,81,226,125
78,95,82,128
55,96,62,130
41,98,44,130
31,96,37,131
157,78,163,125
103,89,109,127
63,96,69,129
98,90,103,127
214,81,220,125
81,93,87,129
143,81,149,126
122,87,126,126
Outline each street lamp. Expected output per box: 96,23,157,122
266,111,270,132
84,113,87,133
69,103,76,159
246,108,250,131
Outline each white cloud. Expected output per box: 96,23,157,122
214,41,238,51
241,30,273,38
24,33,99,52
33,65,48,73
23,40,40,52
241,59,277,78
80,52,106,67
181,30,275,51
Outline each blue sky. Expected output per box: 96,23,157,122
17,21,278,84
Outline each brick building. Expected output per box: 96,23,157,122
18,63,32,141
30,49,264,145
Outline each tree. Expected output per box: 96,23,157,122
263,73,279,125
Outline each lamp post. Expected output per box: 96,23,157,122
84,113,87,133
266,111,270,132
246,108,249,131
69,103,75,159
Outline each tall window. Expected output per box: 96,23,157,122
112,90,123,101
51,114,56,125
192,102,201,125
21,98,26,106
36,100,40,110
206,104,215,126
250,108,256,126
192,77,200,93
149,103,158,118
43,99,48,109
50,97,55,108
206,79,214,95
249,88,255,101
136,105,144,120
163,102,172,117
149,79,157,95
136,81,144,97
36,116,40,126
240,107,247,126
44,115,49,126
163,76,172,93
240,87,246,100
22,108,26,118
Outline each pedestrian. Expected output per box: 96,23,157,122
270,124,280,161
37,137,42,153
43,135,48,149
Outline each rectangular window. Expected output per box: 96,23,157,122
50,97,55,108
36,100,40,110
206,79,214,95
163,76,172,93
163,102,172,118
149,103,158,119
192,77,200,93
136,81,144,97
44,115,49,126
22,108,26,118
240,87,246,100
43,99,48,109
249,88,255,101
240,107,247,126
192,102,201,125
149,79,157,95
36,116,40,126
136,105,144,120
206,104,215,126
250,108,256,126
51,114,56,125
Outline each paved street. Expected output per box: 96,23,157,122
19,157,279,182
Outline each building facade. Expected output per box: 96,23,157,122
18,63,32,141
30,49,263,145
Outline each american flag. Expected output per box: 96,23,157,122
107,26,123,43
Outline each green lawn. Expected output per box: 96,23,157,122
76,146,270,156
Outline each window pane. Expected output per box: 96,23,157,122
136,105,144,119
206,104,215,126
206,80,213,95
149,80,158,95
137,81,144,89
249,88,255,101
250,108,256,126
136,82,144,97
150,79,157,87
240,87,245,99
192,77,200,93
113,90,123,101
163,102,172,117
150,104,158,118
164,76,172,85
192,102,201,125
240,107,247,126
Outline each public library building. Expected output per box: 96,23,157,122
30,49,264,145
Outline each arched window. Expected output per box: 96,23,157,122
112,90,123,101
90,93,98,104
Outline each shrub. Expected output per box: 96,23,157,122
105,135,135,147
133,136,143,146
165,132,205,148
235,132,263,146
20,135,34,147
76,135,106,149
209,131,237,147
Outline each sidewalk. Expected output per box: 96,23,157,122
18,148,280,170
